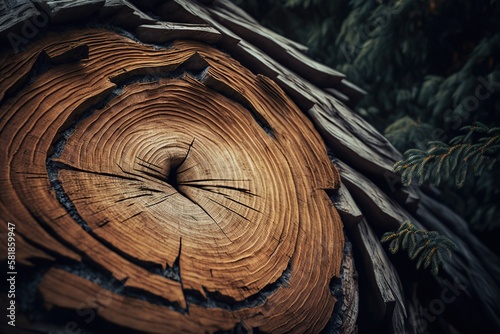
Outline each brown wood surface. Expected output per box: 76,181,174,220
0,28,343,333
1,0,500,333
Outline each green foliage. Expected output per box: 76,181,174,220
384,116,433,152
381,221,456,275
238,0,500,232
394,122,500,187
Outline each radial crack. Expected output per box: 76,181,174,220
178,188,232,242
178,138,196,171
145,193,176,207
208,198,251,222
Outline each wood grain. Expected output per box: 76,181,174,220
0,28,343,333
1,0,500,332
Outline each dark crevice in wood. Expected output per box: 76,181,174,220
214,322,249,334
136,157,165,176
220,193,262,212
182,261,293,312
52,160,141,183
320,236,353,334
198,70,276,138
13,260,184,332
47,166,184,285
179,187,234,242
1,45,83,104
47,151,189,300
208,198,252,222
181,180,255,196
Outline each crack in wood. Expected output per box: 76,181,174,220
183,261,293,312
208,198,251,222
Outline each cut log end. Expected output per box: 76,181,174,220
0,28,343,333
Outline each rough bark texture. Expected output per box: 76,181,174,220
0,1,499,333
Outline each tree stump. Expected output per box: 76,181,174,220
1,1,499,333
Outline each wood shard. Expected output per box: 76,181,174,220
136,23,222,44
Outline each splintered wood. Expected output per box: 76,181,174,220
0,29,344,333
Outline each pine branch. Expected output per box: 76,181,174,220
384,116,433,152
394,122,500,187
381,221,456,275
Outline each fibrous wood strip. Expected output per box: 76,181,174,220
37,268,224,333
0,28,344,333
33,0,105,24
325,88,350,106
349,218,406,333
208,0,345,88
210,0,263,28
308,102,402,178
136,22,221,44
339,240,359,334
333,159,420,232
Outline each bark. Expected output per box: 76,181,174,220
0,1,499,333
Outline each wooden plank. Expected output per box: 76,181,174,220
348,218,406,333
325,87,351,106
332,159,421,232
210,0,264,28
209,4,345,88
136,22,221,44
98,0,156,28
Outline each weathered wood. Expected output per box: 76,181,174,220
209,2,345,88
0,27,343,333
333,159,421,232
348,218,406,334
330,183,363,227
1,1,500,333
336,157,500,331
331,79,367,108
136,22,221,44
98,0,156,28
339,240,359,334
33,0,105,24
0,0,40,43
